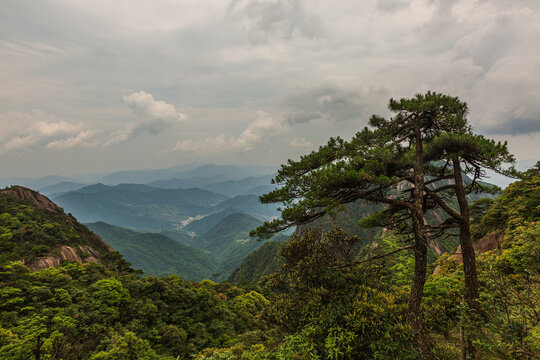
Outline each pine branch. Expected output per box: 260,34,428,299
332,245,414,269
424,186,463,222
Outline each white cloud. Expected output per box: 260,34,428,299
34,121,81,137
98,91,190,145
172,111,288,152
2,136,35,151
0,110,89,153
123,91,186,123
103,128,133,146
46,130,96,149
289,137,312,148
0,92,190,154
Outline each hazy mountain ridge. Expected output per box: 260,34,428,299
53,183,279,232
38,181,87,196
182,208,242,234
0,163,276,189
53,184,229,230
202,174,276,196
198,213,265,278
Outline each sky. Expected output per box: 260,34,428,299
1,0,539,178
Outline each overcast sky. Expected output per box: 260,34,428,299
1,0,539,178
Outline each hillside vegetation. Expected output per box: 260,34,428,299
1,168,538,359
87,214,267,281
228,241,285,284
198,163,540,359
0,187,113,268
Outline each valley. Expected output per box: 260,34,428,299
5,164,284,281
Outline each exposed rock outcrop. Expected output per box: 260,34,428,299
451,230,504,263
1,186,62,212
25,245,105,271
433,230,504,275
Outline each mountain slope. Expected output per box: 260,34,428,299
0,186,113,270
169,164,275,182
98,163,202,184
198,213,264,277
86,222,216,280
228,241,285,283
182,208,242,234
148,176,223,189
147,167,276,191
54,183,278,232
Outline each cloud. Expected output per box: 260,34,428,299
116,91,188,144
0,92,189,154
0,110,90,153
123,91,186,123
289,137,312,148
1,0,540,175
229,0,326,44
172,111,288,152
376,0,409,13
460,6,540,135
46,130,97,149
283,83,389,125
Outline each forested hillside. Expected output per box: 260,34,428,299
0,186,114,269
1,164,538,359
198,162,540,360
228,241,285,284
87,214,268,281
86,222,217,280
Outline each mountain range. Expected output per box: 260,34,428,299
0,163,276,190
0,163,501,285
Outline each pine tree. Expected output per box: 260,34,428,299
252,91,514,359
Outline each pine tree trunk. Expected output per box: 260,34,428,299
451,157,480,309
452,157,480,359
408,120,435,360
460,295,466,360
35,335,42,360
409,215,433,360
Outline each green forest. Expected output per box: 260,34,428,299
1,93,539,359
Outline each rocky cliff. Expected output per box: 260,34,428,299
1,186,63,212
24,245,104,271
